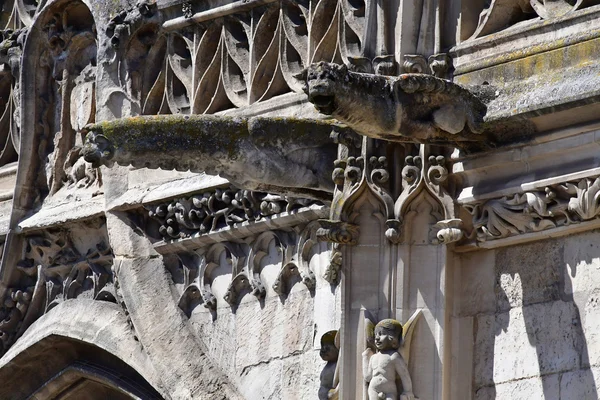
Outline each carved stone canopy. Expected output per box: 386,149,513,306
82,115,351,200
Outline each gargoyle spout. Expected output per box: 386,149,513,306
300,62,489,149
82,115,342,200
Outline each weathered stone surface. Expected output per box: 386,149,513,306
301,62,489,150
457,250,496,316
495,240,564,311
4,0,600,399
474,301,579,387
83,115,341,199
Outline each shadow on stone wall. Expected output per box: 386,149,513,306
472,236,599,399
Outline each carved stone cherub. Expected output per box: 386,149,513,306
362,311,422,400
319,330,340,400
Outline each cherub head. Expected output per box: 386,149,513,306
374,319,403,351
320,330,339,362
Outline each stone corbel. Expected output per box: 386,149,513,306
316,221,360,246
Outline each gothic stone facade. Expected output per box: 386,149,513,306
0,0,599,399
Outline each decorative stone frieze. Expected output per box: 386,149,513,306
126,0,373,115
464,175,600,242
146,186,323,240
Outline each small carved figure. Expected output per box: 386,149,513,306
319,330,340,400
362,310,422,400
63,146,98,188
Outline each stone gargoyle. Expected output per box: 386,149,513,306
299,62,489,149
81,115,342,200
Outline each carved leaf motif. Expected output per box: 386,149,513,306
193,33,231,114
567,178,600,220
280,1,308,91
467,192,559,240
311,0,342,64
0,88,18,166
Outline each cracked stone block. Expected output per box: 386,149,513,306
560,367,600,399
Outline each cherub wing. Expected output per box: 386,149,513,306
362,308,377,352
399,309,423,365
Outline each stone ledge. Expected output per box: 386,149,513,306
452,6,600,75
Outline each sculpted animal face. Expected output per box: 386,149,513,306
82,127,115,167
302,62,348,115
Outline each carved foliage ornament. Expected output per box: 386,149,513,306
391,149,464,245
0,224,114,354
465,176,600,241
317,130,394,247
147,186,323,240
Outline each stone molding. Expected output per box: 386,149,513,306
453,5,600,75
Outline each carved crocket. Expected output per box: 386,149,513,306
81,115,340,200
300,62,489,149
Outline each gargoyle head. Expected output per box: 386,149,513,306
299,62,348,115
81,125,115,167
